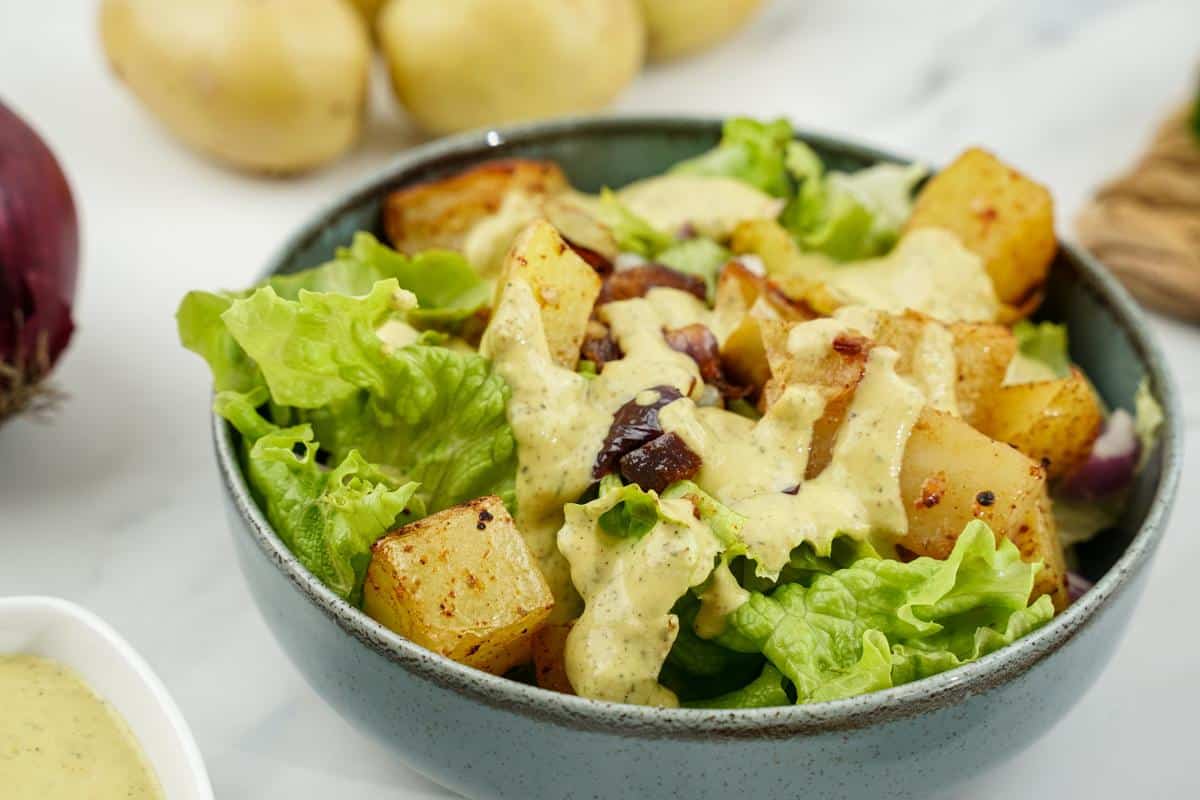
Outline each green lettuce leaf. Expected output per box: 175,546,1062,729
780,142,926,261
176,290,260,393
1134,376,1164,470
725,521,1054,703
683,664,791,709
596,188,676,256
596,476,663,539
671,117,796,198
1010,321,1071,381
268,233,489,327
216,390,421,604
208,276,517,517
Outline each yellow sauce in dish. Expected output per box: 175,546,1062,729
0,654,164,800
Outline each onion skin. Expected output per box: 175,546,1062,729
0,100,78,423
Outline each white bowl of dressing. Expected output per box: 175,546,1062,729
0,595,213,800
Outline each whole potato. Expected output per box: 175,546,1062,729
100,0,370,174
638,0,763,61
378,0,644,135
346,0,386,26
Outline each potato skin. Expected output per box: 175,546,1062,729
904,148,1057,314
100,0,370,174
638,0,764,61
364,496,554,675
378,0,644,135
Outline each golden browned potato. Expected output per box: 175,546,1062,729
384,159,569,257
897,408,1067,606
363,496,554,675
758,316,871,476
861,312,1016,429
904,148,1057,313
979,369,1104,479
714,262,814,390
532,623,575,695
638,0,764,61
498,220,602,369
100,0,370,174
378,0,644,135
948,320,1019,429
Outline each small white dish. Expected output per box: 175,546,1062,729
0,595,213,800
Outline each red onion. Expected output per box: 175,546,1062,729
1060,409,1139,500
0,100,78,424
1067,572,1094,602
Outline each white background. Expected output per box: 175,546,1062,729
1,1,1198,797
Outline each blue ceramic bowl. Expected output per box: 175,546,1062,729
214,117,1182,800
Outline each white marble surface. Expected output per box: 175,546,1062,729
1,1,1197,797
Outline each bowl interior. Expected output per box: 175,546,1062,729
268,118,1169,589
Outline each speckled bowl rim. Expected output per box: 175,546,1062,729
213,115,1182,740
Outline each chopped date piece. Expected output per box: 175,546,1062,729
581,323,623,367
592,385,683,478
618,433,702,493
567,242,612,275
664,324,723,384
597,264,707,305
664,323,753,402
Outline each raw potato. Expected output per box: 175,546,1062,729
980,369,1104,479
378,0,644,135
638,0,764,61
904,148,1057,315
498,220,602,368
898,409,1067,608
346,0,386,26
363,496,554,675
100,0,370,174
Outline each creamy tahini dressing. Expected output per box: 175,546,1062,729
463,190,545,278
480,282,713,616
617,174,785,241
790,228,1000,322
666,341,923,578
484,276,926,702
0,655,164,800
558,493,720,706
833,304,960,415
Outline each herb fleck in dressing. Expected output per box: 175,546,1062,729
0,655,164,800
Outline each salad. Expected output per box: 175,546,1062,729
178,118,1162,709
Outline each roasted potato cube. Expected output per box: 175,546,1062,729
363,496,554,675
383,159,568,256
499,219,602,368
979,368,1104,479
532,623,575,695
948,320,1018,429
904,148,1057,312
714,262,813,391
898,409,1066,605
758,316,871,477
864,312,1016,429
